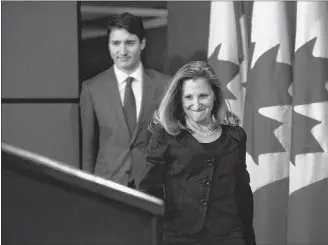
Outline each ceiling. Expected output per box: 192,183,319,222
80,1,168,39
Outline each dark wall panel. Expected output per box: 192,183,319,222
2,104,79,167
166,1,211,75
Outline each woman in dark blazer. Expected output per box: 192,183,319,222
139,61,256,245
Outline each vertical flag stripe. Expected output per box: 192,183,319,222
207,1,247,125
235,1,249,127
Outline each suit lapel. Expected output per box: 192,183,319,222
131,69,156,143
102,68,130,142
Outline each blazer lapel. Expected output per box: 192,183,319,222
130,70,156,143
102,68,131,142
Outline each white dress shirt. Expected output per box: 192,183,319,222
114,64,143,121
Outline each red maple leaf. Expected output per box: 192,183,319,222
208,44,240,100
244,44,293,165
290,38,328,164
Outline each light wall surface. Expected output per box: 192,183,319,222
2,1,79,99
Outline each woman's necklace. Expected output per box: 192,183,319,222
186,118,217,137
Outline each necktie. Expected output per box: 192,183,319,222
123,77,136,136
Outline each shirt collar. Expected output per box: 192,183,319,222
114,63,143,85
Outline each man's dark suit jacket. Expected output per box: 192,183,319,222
79,67,170,187
139,124,256,244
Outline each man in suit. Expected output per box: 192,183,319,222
79,12,170,189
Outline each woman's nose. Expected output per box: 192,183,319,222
192,98,201,108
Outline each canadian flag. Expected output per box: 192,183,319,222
206,1,328,244
287,2,328,244
207,1,248,126
243,2,292,244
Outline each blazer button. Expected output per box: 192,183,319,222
200,199,208,206
204,159,213,167
202,179,210,186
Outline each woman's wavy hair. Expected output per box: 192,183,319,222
152,61,240,135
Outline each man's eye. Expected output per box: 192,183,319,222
126,41,135,45
112,41,119,45
184,95,192,99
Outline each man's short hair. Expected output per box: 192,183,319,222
107,12,146,42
